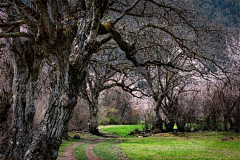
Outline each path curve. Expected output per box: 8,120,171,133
85,132,119,160
58,132,118,160
58,142,83,160
86,140,104,160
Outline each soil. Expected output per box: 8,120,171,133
58,142,83,160
58,132,118,160
85,140,104,160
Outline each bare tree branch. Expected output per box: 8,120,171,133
0,20,24,27
112,0,140,26
0,2,10,7
0,32,33,38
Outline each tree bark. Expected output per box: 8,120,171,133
154,107,163,132
164,120,175,132
89,103,100,135
176,121,185,132
4,44,42,159
223,115,229,131
82,73,101,135
153,95,164,132
0,65,12,154
4,0,104,158
24,8,97,159
0,100,11,154
211,113,218,131
24,56,83,159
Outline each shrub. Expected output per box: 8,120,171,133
99,116,122,125
109,116,122,125
99,117,110,125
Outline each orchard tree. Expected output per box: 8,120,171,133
214,81,240,131
0,0,223,159
81,49,146,134
80,52,118,135
176,90,201,132
99,87,139,124
137,44,200,132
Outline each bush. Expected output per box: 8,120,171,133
99,117,110,125
109,116,122,125
99,116,122,125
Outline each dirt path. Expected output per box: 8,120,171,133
85,132,119,160
58,142,83,160
58,132,118,160
85,140,105,160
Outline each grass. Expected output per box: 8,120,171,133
99,125,142,137
96,125,240,159
74,143,90,160
58,131,102,158
60,125,240,160
94,139,126,160
58,139,81,157
117,132,240,159
67,132,104,140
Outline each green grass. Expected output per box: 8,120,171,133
117,132,240,160
58,132,102,158
74,143,90,160
58,139,80,157
97,125,240,159
67,132,104,140
61,125,240,160
99,125,142,137
94,139,126,160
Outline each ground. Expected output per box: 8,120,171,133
58,131,118,160
58,126,240,160
58,142,84,160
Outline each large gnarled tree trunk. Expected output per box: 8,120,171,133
0,54,12,154
24,8,99,157
24,57,83,159
4,40,42,159
3,0,118,158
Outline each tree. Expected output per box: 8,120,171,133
176,90,201,132
0,43,13,154
1,9,43,158
137,44,200,132
0,0,224,159
214,81,239,131
80,54,118,135
99,87,138,125
67,97,90,132
81,49,145,134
